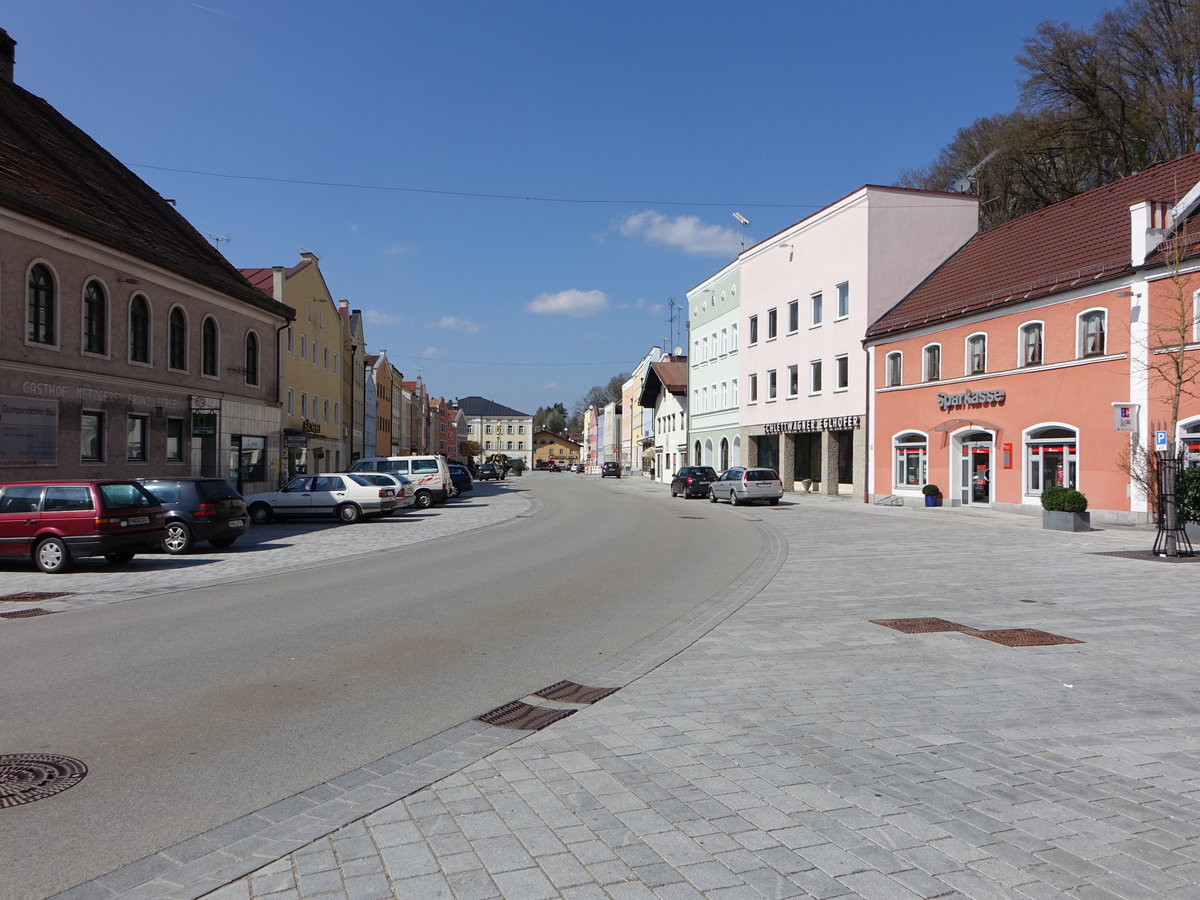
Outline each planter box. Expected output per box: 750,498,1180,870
1043,510,1091,532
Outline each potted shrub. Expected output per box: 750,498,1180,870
921,484,941,507
1041,485,1091,531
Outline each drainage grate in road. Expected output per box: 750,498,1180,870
0,754,87,808
534,680,620,704
972,628,1084,647
870,617,972,634
0,608,58,619
0,591,72,603
476,700,577,731
1092,550,1200,563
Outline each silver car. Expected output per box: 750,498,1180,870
354,472,417,511
709,467,783,506
244,473,397,524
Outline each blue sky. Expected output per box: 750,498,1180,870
5,0,1114,414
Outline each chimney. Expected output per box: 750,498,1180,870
0,29,16,84
338,299,349,316
271,266,285,301
1130,200,1171,267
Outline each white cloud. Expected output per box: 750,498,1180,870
365,309,403,325
525,289,609,318
617,210,741,256
383,243,414,256
420,346,441,358
428,315,482,333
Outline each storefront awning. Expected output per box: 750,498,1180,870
931,418,1002,433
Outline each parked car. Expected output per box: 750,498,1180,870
601,461,621,478
709,467,784,506
0,479,166,574
354,472,416,511
137,477,248,554
244,473,396,524
670,465,718,499
448,464,473,496
349,455,451,508
477,462,504,481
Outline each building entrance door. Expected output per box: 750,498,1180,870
958,432,993,505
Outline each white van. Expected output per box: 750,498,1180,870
349,455,451,508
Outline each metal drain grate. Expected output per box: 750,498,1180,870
534,681,620,704
476,700,577,731
0,754,87,808
870,617,972,634
0,591,72,603
1092,550,1200,563
0,608,57,619
972,629,1084,647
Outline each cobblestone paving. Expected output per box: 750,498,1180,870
52,480,1200,899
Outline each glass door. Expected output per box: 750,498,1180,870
959,434,993,505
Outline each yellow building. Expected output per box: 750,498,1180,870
532,429,581,468
242,252,349,478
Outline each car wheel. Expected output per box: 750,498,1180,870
249,503,273,524
415,490,434,509
162,521,194,555
730,490,740,506
34,537,71,574
709,489,718,503
105,550,136,565
209,536,238,548
769,498,780,505
336,503,361,524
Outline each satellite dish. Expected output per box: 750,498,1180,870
674,346,683,356
949,177,972,193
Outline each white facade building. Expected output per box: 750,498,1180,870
686,261,742,471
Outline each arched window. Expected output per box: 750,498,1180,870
245,332,260,385
202,317,219,376
1026,425,1078,494
893,432,928,488
1079,310,1106,357
693,440,701,466
168,307,187,370
1020,322,1043,367
83,280,107,354
720,437,730,470
27,263,55,344
129,294,150,363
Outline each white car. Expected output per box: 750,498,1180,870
245,473,396,524
708,467,784,506
355,472,417,511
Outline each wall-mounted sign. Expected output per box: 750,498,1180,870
937,388,1005,412
191,411,216,436
764,415,861,435
1112,403,1138,433
301,419,322,435
0,395,58,466
1002,442,1013,469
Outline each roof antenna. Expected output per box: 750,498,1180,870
732,212,749,249
949,149,998,193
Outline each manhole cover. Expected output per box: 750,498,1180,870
0,608,57,619
972,629,1084,647
534,681,619,704
0,592,72,603
476,701,576,731
0,754,87,808
870,617,972,634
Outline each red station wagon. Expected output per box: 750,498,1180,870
0,480,166,574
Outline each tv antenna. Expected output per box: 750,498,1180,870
949,149,998,193
667,297,684,352
732,212,749,249
200,230,231,247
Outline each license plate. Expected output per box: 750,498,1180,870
228,519,244,528
128,516,150,525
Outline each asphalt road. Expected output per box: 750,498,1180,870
0,473,762,899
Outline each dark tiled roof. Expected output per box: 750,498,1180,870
456,395,530,418
640,360,688,406
866,152,1200,339
0,60,290,320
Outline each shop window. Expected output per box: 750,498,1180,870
885,352,902,387
129,294,150,363
28,262,56,345
1079,310,1106,357
1020,322,1043,367
83,280,107,355
893,432,927,488
1026,425,1078,494
1183,420,1200,465
966,333,987,375
923,344,941,381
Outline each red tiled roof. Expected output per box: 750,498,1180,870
0,67,290,320
866,152,1200,339
640,360,688,406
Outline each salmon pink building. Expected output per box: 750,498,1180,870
865,152,1200,524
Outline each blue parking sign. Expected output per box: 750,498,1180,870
1155,430,1168,450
